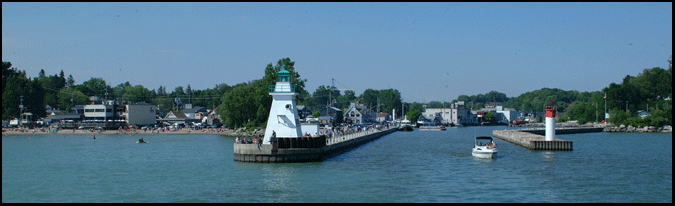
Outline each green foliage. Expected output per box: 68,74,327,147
76,77,111,98
218,81,257,129
406,108,421,122
216,58,306,129
56,87,88,112
608,108,628,125
566,101,598,124
2,70,28,119
3,55,670,129
356,88,402,117
1,68,45,120
483,112,496,124
502,88,598,112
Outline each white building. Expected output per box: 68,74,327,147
83,101,115,121
495,106,520,125
124,104,157,126
423,102,475,126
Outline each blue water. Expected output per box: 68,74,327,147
2,126,672,202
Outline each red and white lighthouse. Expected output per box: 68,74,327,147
545,100,557,141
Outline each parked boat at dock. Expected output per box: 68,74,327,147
419,126,446,131
397,119,413,131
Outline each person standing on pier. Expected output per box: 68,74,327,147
271,131,276,142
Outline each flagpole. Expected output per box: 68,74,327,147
604,93,607,123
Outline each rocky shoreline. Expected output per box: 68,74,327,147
603,125,672,133
508,122,672,133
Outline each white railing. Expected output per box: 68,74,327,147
325,128,381,145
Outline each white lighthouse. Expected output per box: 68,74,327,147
545,100,557,141
262,66,302,144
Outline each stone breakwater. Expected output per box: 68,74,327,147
604,125,672,133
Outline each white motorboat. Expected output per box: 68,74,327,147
472,136,497,158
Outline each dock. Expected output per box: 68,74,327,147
492,129,573,151
234,128,397,163
515,127,605,135
493,127,604,150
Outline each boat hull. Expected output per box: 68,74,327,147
472,148,497,158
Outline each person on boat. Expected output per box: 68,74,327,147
139,137,144,143
235,137,240,144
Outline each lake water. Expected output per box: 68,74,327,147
2,126,672,203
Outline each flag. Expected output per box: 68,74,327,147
604,93,606,99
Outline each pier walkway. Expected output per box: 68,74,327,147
234,127,397,163
493,130,573,151
492,127,602,151
492,127,605,150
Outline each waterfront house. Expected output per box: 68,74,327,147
296,105,312,120
319,106,343,124
163,111,198,125
181,105,207,120
376,112,392,122
344,102,375,124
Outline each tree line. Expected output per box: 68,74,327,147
3,55,671,128
408,56,672,127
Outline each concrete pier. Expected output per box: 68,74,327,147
234,128,396,163
517,127,605,135
492,130,573,151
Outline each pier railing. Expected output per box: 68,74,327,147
266,127,390,150
325,128,381,145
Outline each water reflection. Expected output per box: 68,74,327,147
261,165,298,202
542,151,556,161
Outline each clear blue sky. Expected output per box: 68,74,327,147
3,2,672,103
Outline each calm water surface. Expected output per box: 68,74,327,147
2,126,672,202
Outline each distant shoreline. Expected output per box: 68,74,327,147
2,128,264,137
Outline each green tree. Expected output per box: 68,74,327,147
123,84,155,103
566,101,596,124
218,82,257,129
216,57,306,129
379,89,402,116
406,108,421,122
66,74,75,88
2,70,27,119
76,77,110,98
57,87,88,112
24,79,46,119
483,112,496,124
